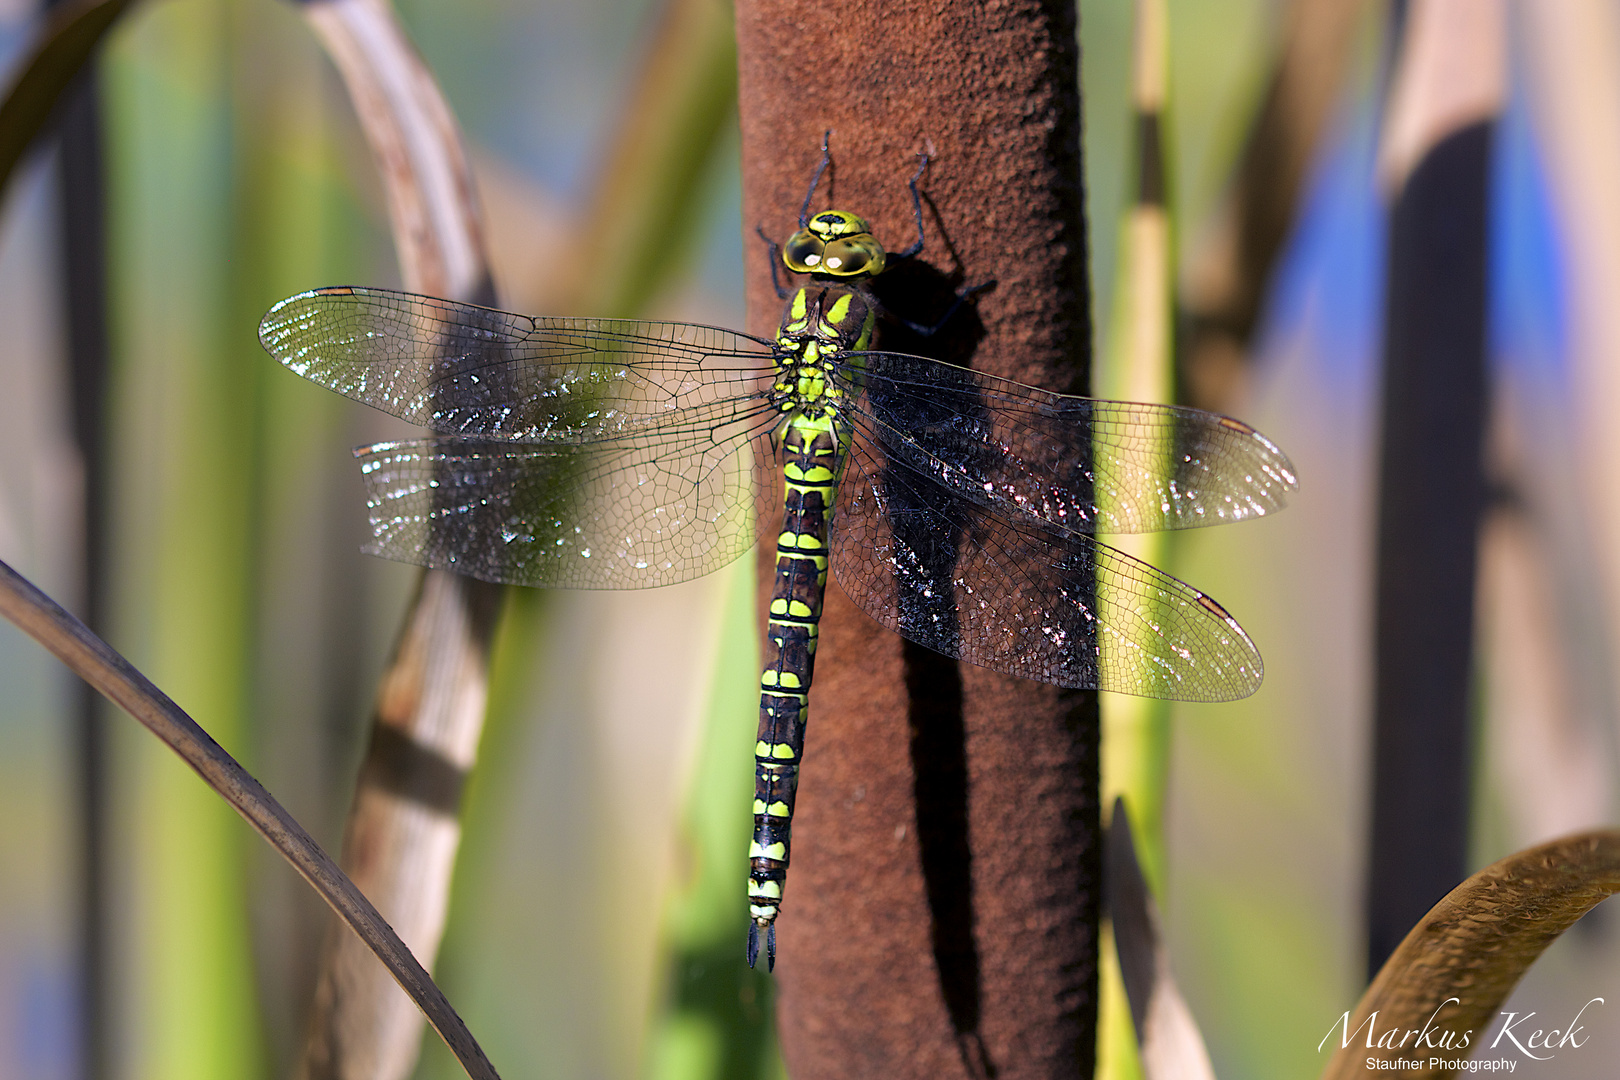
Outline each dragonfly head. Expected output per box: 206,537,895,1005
783,210,886,279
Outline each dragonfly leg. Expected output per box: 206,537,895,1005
889,144,993,334
893,149,932,261
886,278,995,337
797,130,833,227
756,225,794,299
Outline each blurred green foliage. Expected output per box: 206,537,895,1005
101,0,390,1075
0,0,1407,1078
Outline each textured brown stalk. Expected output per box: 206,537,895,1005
0,559,500,1080
297,2,503,1078
1321,831,1620,1079
1178,0,1370,412
734,2,1098,1076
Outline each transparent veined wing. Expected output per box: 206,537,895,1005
259,287,778,441
829,433,1264,701
355,407,780,590
839,351,1298,535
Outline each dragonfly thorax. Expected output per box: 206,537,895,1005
771,285,875,423
260,151,1296,976
783,210,887,278
775,284,876,349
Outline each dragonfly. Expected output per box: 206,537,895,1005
259,142,1297,971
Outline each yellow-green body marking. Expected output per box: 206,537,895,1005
256,141,1293,980
748,210,882,968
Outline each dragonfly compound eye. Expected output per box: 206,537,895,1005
819,235,885,277
808,210,872,240
783,229,826,272
258,150,1293,976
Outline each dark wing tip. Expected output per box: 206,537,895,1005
1197,591,1265,702
1194,592,1236,622
263,284,357,317
354,440,404,460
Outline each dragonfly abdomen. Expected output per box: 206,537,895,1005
260,156,1295,979
747,416,841,969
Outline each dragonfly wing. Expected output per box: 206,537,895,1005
844,352,1297,534
356,421,774,589
829,437,1263,701
260,286,775,439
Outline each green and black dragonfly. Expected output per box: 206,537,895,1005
259,146,1296,970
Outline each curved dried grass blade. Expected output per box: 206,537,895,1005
0,558,501,1080
294,3,503,1077
1321,830,1620,1079
302,0,491,301
0,0,137,205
